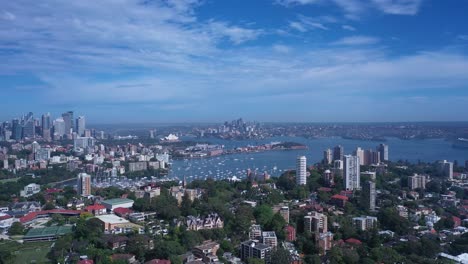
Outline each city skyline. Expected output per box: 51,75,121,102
1,1,468,122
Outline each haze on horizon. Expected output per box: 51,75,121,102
1,0,468,123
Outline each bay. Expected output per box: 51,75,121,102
168,137,468,181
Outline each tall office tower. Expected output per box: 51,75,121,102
323,148,333,165
343,155,360,190
12,119,23,140
296,156,307,185
333,145,344,161
22,112,35,138
354,147,365,165
408,174,426,190
76,116,86,136
362,181,376,211
376,144,389,162
41,113,51,141
438,160,453,180
53,118,66,138
77,173,91,196
62,111,74,134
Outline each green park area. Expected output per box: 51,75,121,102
0,240,53,263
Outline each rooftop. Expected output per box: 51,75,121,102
102,198,134,205
95,214,129,224
24,225,73,239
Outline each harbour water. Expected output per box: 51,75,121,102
168,136,468,181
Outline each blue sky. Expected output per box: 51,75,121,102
1,0,468,123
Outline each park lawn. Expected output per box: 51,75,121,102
0,178,19,183
0,240,52,263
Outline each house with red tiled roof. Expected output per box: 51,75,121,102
77,260,94,264
145,259,171,264
345,238,362,246
20,209,81,224
330,194,348,208
453,216,461,227
114,207,133,218
85,204,107,216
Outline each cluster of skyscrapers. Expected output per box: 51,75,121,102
0,111,88,141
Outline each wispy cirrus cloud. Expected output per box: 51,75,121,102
371,0,423,15
342,25,356,31
277,0,424,18
332,35,380,45
276,0,321,6
288,15,336,32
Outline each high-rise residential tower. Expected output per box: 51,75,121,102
323,148,332,165
296,156,307,185
377,144,389,162
438,160,453,180
343,155,360,190
333,145,344,161
354,147,365,165
77,173,91,196
362,181,376,211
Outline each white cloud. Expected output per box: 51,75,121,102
1,0,468,121
208,21,262,44
288,15,332,32
276,0,321,6
332,36,380,45
289,21,307,32
331,0,366,19
277,0,423,18
342,25,356,31
371,0,423,15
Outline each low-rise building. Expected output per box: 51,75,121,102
240,240,272,264
262,231,278,248
192,240,220,263
249,225,262,240
185,213,223,231
95,214,143,234
102,198,134,212
20,183,41,197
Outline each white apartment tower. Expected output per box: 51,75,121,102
296,156,307,185
343,155,360,190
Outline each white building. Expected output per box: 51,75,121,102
20,183,41,197
296,156,307,185
74,137,96,151
343,155,360,190
354,147,365,166
262,231,278,248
